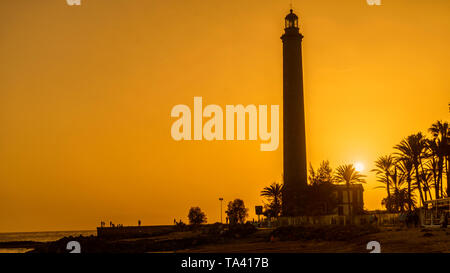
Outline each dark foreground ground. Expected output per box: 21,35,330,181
1,225,449,253
180,228,450,253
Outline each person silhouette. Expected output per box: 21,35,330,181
138,220,141,226
440,212,448,228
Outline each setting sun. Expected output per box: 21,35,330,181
0,0,449,241
354,162,365,173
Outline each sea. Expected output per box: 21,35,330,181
0,230,96,253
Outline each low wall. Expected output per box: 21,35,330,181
97,225,175,239
273,213,400,227
370,213,401,226
275,215,347,226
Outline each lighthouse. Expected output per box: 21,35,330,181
281,9,308,216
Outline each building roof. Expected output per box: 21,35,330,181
285,9,298,21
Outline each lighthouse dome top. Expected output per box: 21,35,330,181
285,9,299,29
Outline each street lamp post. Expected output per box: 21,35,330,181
219,198,223,223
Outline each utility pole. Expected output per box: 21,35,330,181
219,197,224,223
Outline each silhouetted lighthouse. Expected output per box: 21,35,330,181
281,9,308,216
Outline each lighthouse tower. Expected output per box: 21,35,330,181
281,9,308,216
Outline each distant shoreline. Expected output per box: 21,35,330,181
0,229,96,235
0,230,97,251
0,240,44,249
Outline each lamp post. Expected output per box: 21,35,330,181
219,198,223,223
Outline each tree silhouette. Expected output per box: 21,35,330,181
394,133,428,205
188,207,207,225
372,120,448,210
225,199,248,225
371,155,394,212
334,164,366,222
306,161,338,215
396,157,415,211
308,160,335,185
260,183,283,218
428,121,449,197
382,188,415,213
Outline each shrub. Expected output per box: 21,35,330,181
188,207,207,225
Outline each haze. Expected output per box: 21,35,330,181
0,0,449,232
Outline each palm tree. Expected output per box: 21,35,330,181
334,164,366,223
260,183,283,217
390,166,410,212
394,133,427,206
428,121,449,197
371,155,394,211
421,170,434,201
424,152,439,199
382,188,415,213
396,157,414,210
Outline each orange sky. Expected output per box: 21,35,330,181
0,0,449,232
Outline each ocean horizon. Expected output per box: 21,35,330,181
0,230,97,253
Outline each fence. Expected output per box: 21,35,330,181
272,213,400,227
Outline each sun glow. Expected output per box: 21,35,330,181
354,162,365,172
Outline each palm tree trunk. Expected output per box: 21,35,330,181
407,176,412,211
433,161,439,199
441,163,444,198
437,157,443,198
385,172,391,212
414,164,425,205
447,156,450,197
419,158,431,201
399,190,405,212
347,183,352,224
